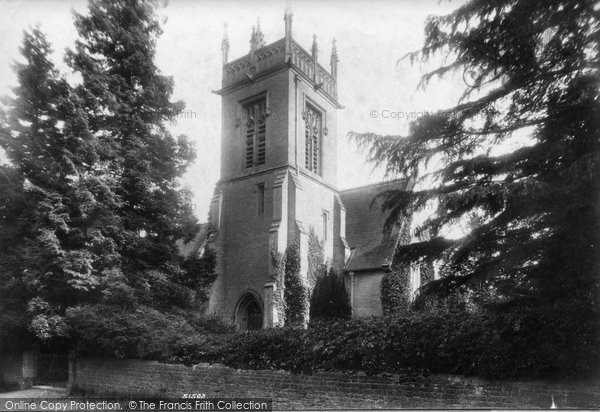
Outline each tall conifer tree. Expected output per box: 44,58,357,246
65,0,200,310
0,1,214,349
0,27,104,343
351,0,599,306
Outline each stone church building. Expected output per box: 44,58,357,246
182,12,424,330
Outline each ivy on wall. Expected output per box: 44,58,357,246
283,244,306,326
381,250,438,315
380,266,411,316
420,259,435,284
307,228,325,289
270,230,335,326
275,230,328,326
381,217,412,316
270,251,287,326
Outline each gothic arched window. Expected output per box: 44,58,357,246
304,105,322,174
244,99,267,168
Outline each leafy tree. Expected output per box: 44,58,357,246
66,304,232,359
351,0,600,307
64,0,201,310
0,162,31,352
180,248,217,302
309,268,351,320
0,27,101,345
0,1,217,350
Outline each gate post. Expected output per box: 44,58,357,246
66,351,76,395
21,350,37,389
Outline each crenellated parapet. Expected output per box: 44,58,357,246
291,40,337,99
222,39,286,87
219,9,339,104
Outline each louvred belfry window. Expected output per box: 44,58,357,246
304,105,322,174
244,99,267,168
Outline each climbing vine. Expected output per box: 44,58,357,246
271,230,328,326
380,265,411,315
307,228,325,289
283,243,306,326
270,251,287,326
381,217,412,315
420,259,435,284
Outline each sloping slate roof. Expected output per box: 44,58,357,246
176,223,210,258
340,179,411,271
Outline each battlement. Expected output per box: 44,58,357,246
219,10,339,102
222,38,286,87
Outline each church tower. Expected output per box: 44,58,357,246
207,11,349,329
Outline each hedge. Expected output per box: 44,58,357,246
67,304,232,359
167,302,599,379
69,301,600,380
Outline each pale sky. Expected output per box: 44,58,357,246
0,0,467,221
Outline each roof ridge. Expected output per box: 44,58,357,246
340,177,409,194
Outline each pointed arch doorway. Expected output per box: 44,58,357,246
235,293,263,331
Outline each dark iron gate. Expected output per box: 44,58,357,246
36,353,68,387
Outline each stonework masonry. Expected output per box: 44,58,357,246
70,357,600,409
201,11,428,327
207,11,345,328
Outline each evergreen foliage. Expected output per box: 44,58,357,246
270,250,287,326
350,0,600,307
309,268,351,320
0,1,218,350
67,304,232,359
0,27,101,344
284,243,306,326
380,219,412,315
65,0,201,309
306,228,325,288
380,266,410,315
180,248,218,303
169,301,599,379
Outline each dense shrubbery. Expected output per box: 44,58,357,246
68,298,599,379
309,269,351,320
66,304,232,359
165,301,599,379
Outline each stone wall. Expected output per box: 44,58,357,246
71,357,600,409
211,170,278,321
